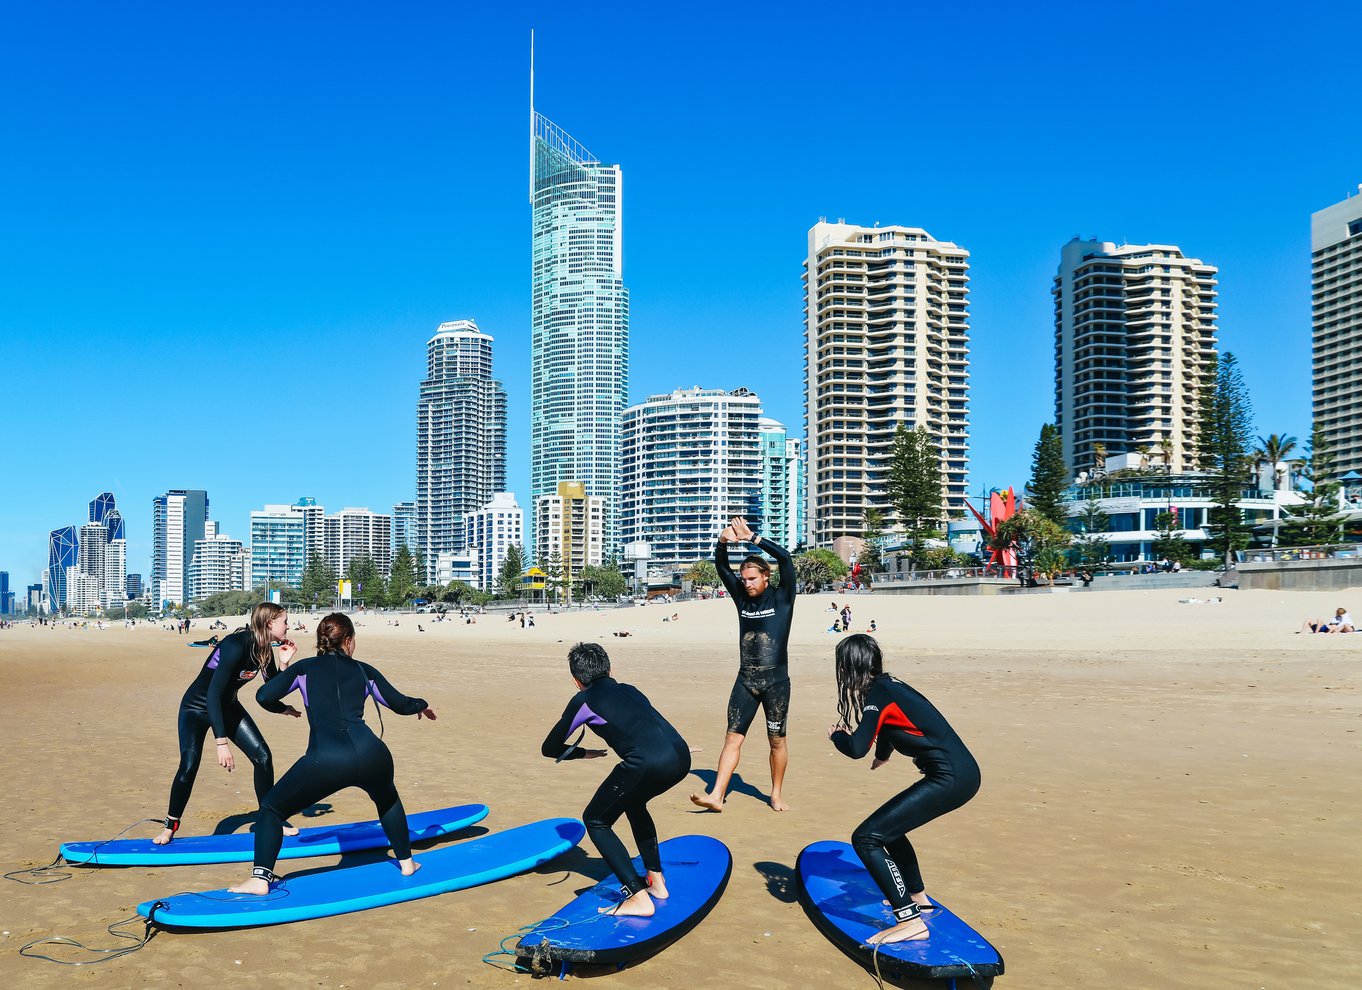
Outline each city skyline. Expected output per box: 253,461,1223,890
3,4,1359,582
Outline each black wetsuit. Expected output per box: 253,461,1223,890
251,652,428,872
164,629,279,822
831,674,980,922
542,676,690,898
715,536,796,736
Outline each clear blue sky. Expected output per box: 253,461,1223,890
3,1,1358,586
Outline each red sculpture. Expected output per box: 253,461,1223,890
965,487,1019,574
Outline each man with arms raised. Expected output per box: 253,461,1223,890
691,516,796,812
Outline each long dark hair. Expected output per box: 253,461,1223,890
835,634,885,729
316,612,356,654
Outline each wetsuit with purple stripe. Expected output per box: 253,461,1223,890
163,628,279,822
249,651,428,873
541,676,690,897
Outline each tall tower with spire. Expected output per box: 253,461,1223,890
529,39,629,558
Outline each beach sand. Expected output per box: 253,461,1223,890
1,587,1358,988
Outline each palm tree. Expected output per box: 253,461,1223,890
1253,433,1298,491
1157,437,1175,475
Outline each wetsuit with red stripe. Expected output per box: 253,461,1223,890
830,674,980,922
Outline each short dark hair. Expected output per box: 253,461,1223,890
568,642,611,686
740,554,770,576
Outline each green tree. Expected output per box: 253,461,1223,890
684,560,719,593
194,590,258,618
1197,352,1256,568
1070,498,1112,568
300,552,337,609
346,554,385,607
887,425,942,564
1279,423,1343,547
386,544,419,607
126,602,150,619
542,550,568,604
793,548,849,593
497,544,525,599
1027,423,1070,527
856,508,885,583
1151,511,1195,564
579,564,627,601
993,509,1073,585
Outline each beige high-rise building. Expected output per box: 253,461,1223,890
803,221,970,547
1311,187,1362,479
535,481,604,596
1053,239,1218,478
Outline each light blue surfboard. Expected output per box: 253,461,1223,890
796,840,1003,981
516,833,731,970
61,804,489,867
138,818,586,928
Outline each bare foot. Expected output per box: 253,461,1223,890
397,858,421,877
600,888,654,917
227,877,270,895
647,871,669,899
282,821,300,837
769,795,790,812
151,826,176,846
690,792,724,812
866,917,929,944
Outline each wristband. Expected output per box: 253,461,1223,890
215,739,229,745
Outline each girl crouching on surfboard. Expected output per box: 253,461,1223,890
153,602,301,845
229,612,437,894
827,634,980,945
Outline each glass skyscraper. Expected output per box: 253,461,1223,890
415,320,507,582
46,525,78,612
530,97,629,556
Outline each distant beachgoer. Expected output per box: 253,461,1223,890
1300,608,1354,634
868,619,877,632
152,603,301,846
827,635,980,945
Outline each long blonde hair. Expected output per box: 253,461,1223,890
247,602,286,672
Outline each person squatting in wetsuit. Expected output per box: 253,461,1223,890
828,634,981,945
153,602,301,845
541,642,691,918
690,516,796,813
229,612,437,893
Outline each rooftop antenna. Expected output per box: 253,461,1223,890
528,30,535,204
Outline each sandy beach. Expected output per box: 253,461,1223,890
1,587,1358,988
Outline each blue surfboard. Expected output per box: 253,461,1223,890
60,804,489,867
516,834,731,970
137,818,585,928
795,840,1003,981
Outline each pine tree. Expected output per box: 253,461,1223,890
1197,352,1255,568
1279,424,1342,547
497,544,525,598
1028,423,1070,527
386,544,419,607
300,552,337,609
887,425,943,565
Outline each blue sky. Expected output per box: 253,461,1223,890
2,1,1358,585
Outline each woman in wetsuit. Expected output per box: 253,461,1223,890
827,634,981,945
153,602,301,845
229,612,436,894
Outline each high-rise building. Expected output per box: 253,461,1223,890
152,489,208,608
27,583,43,613
0,571,13,615
415,320,507,582
1311,187,1362,478
464,492,523,592
293,497,325,564
530,94,629,556
1053,238,1218,478
804,221,971,547
535,481,604,594
77,521,109,610
125,573,143,600
323,508,393,580
46,525,78,614
758,419,803,550
620,387,764,567
786,437,806,550
189,533,248,600
250,504,306,589
104,538,127,608
392,501,417,554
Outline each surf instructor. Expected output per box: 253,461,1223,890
690,516,796,813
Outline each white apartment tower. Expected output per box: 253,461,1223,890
1311,188,1362,478
464,492,524,592
152,489,208,608
323,508,393,580
415,320,508,582
1053,239,1219,478
620,387,764,566
189,533,248,600
803,221,970,547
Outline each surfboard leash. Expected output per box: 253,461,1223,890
17,907,159,965
482,908,619,976
4,817,164,885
